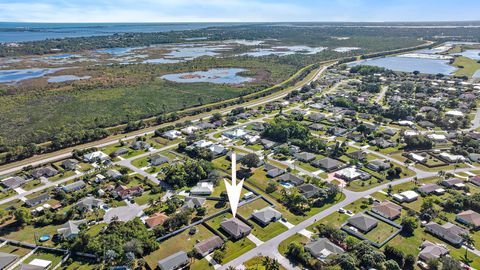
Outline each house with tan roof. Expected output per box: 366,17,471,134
145,213,169,228
371,201,402,220
456,210,480,230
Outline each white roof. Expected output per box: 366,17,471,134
427,134,446,141
400,190,419,200
193,140,213,148
336,167,361,179
446,110,464,117
181,126,199,134
398,120,414,126
29,259,52,268
440,152,466,162
404,130,419,137
84,151,109,161
410,153,426,162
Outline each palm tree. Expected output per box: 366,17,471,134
461,232,475,260
262,257,280,270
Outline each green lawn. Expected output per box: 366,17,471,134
47,171,76,182
131,156,150,168
250,221,288,242
22,180,45,191
190,258,214,270
205,212,233,237
278,233,309,256
59,257,97,270
363,218,399,244
237,198,271,218
243,256,287,270
24,250,65,268
453,56,480,78
0,222,62,247
143,224,215,270
134,190,163,205
222,238,256,263
0,244,32,257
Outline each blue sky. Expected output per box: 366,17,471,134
0,0,478,23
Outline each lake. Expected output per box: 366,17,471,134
240,45,326,57
349,56,458,75
452,50,480,60
0,22,240,43
0,68,64,83
161,68,253,84
48,75,91,83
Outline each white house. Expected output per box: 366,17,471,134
83,151,109,163
445,110,464,117
393,190,419,202
162,130,181,140
440,152,466,163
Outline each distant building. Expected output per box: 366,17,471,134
83,151,109,163
393,190,418,203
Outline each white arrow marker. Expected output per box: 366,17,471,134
224,152,244,218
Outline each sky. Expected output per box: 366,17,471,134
0,0,479,23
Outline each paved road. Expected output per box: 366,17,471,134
375,86,388,105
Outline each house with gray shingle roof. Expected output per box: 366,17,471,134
312,157,345,172
425,222,467,246
251,207,282,226
157,251,189,270
347,213,378,233
305,238,345,260
1,176,26,189
62,180,86,193
57,220,85,239
294,152,316,163
194,236,224,257
25,193,50,207
418,241,449,262
183,197,206,209
220,218,251,240
456,210,480,230
0,252,18,270
278,173,304,186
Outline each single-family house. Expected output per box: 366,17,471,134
83,151,109,163
62,180,86,193
190,182,214,196
425,222,467,246
312,157,345,172
419,241,449,262
278,173,304,186
194,236,224,257
57,220,85,239
31,166,58,179
366,160,391,172
1,176,26,189
106,170,123,180
25,193,50,207
149,155,169,166
440,178,465,189
393,190,419,203
372,201,402,220
220,218,251,240
183,197,206,209
130,141,151,151
76,196,103,211
298,184,321,199
157,251,189,270
305,238,345,261
114,185,144,200
61,159,79,171
456,210,480,230
294,152,316,163
417,183,445,195
162,130,182,140
251,207,282,226
145,213,169,228
347,213,378,233
264,164,285,178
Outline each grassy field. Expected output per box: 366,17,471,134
363,218,399,244
237,198,271,218
243,256,287,270
250,221,288,241
222,238,256,263
453,56,480,78
143,224,214,269
0,58,298,148
0,244,32,257
24,250,65,268
278,233,309,256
